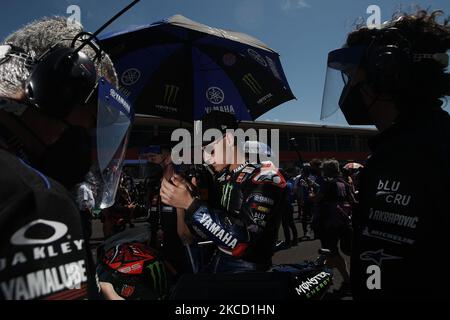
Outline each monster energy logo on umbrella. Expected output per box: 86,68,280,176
146,260,167,298
242,73,263,95
163,84,180,105
100,15,295,121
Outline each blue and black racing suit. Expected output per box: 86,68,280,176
184,162,287,273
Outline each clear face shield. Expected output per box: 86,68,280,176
89,78,134,209
321,45,374,125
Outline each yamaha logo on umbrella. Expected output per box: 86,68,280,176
206,87,225,105
247,48,267,67
121,68,141,86
100,14,295,121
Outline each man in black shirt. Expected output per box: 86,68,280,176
321,9,450,299
0,17,133,299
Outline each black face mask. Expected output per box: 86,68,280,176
339,83,374,125
38,125,92,189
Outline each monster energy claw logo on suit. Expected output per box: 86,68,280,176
221,183,233,210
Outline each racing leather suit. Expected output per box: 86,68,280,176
351,108,450,299
185,162,286,272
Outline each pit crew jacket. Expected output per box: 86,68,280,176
185,162,286,265
0,112,100,300
351,108,450,300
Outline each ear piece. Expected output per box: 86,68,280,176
0,40,99,119
24,46,97,118
367,28,412,95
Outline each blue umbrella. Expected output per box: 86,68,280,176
99,15,295,121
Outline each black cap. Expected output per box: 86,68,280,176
199,111,238,146
201,111,238,133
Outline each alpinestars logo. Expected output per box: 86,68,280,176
360,249,402,266
360,249,402,290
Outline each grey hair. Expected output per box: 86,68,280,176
0,16,118,97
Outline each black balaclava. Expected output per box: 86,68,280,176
39,125,92,189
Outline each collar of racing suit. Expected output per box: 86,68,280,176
214,165,231,183
213,162,250,183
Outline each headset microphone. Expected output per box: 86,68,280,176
73,0,140,56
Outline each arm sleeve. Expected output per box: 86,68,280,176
240,183,284,238
185,199,250,256
185,182,283,257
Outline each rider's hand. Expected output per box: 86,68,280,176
160,174,194,210
100,282,125,300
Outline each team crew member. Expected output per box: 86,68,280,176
142,144,194,275
321,9,450,299
0,17,133,300
160,111,286,273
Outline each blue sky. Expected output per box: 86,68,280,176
1,0,449,126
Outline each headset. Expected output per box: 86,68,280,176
365,26,449,97
0,0,140,119
365,27,414,96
